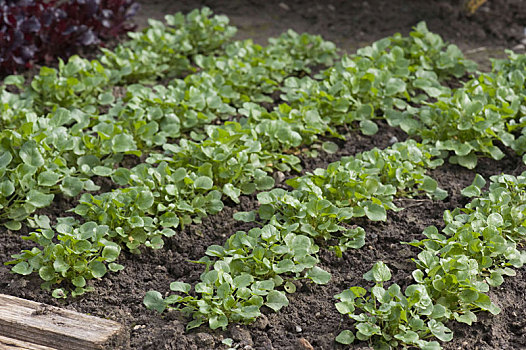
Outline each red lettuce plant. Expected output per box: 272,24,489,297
0,0,139,76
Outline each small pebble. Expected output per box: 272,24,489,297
328,4,335,11
389,136,398,145
295,325,302,333
279,2,290,11
513,44,525,51
298,338,315,350
273,171,286,185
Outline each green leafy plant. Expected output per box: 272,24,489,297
6,216,123,298
144,140,446,329
144,224,329,330
409,172,526,317
335,262,452,349
336,171,526,349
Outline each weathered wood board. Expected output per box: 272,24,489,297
0,294,124,350
0,335,56,349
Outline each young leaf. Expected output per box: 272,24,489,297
27,190,54,208
461,174,486,197
321,141,339,154
170,281,191,293
307,266,331,284
335,330,355,344
144,291,167,313
265,290,289,311
20,141,45,167
194,176,213,190
359,120,378,136
363,261,391,283
364,202,387,221
233,211,256,222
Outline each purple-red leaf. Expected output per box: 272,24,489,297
0,0,137,76
21,16,41,33
79,29,99,46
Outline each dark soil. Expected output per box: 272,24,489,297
2,1,526,349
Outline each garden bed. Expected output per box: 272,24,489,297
1,1,526,349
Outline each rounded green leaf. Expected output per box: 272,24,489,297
92,166,113,177
427,319,453,342
143,290,167,312
4,75,24,86
421,341,442,350
37,171,61,187
4,220,21,231
60,176,84,197
364,202,386,221
111,168,131,186
459,289,479,303
233,211,256,222
455,153,477,169
52,288,67,299
53,257,70,273
38,266,56,281
307,266,331,284
364,261,392,283
385,77,406,96
26,190,54,208
108,263,124,272
255,175,275,190
290,235,311,257
0,180,15,196
72,276,86,288
487,213,503,227
487,271,504,287
240,182,256,194
273,259,295,274
89,260,107,278
0,151,13,168
284,281,296,293
265,290,289,311
359,120,378,136
112,134,136,153
336,330,355,345
222,183,240,203
98,92,115,105
322,141,339,154
209,315,228,330
170,281,192,293
395,330,419,343
194,176,213,190
356,322,381,338
137,190,154,210
102,245,120,261
12,261,32,275
420,176,438,193
20,140,44,167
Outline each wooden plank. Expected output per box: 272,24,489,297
0,335,57,350
0,294,124,350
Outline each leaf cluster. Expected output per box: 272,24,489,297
337,172,526,349
335,262,451,350
6,216,123,298
144,224,328,330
